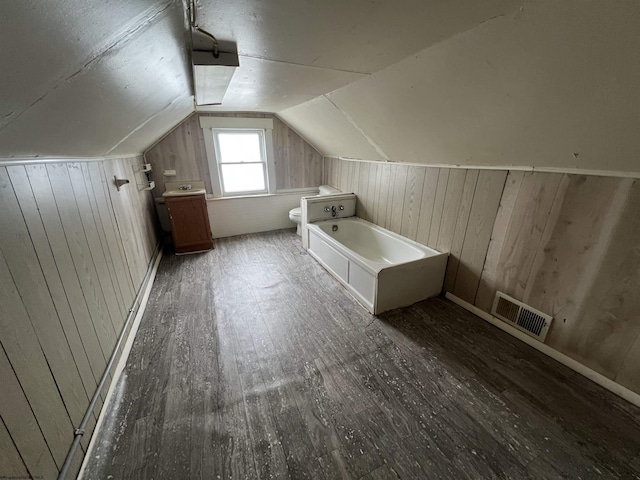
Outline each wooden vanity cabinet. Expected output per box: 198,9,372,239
165,194,214,254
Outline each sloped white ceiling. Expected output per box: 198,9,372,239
0,0,193,158
193,0,516,112
6,0,637,174
280,0,640,173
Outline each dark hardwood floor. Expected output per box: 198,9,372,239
83,229,640,479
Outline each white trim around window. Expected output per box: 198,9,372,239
200,117,276,197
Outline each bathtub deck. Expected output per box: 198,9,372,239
83,229,640,479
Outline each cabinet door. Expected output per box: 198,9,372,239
166,195,213,253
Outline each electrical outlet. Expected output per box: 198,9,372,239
164,169,177,177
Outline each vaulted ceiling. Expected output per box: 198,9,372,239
0,0,193,158
2,0,640,174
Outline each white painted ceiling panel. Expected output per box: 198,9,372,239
0,0,193,157
278,96,384,160
1,0,173,129
196,56,366,112
314,0,640,172
197,0,516,74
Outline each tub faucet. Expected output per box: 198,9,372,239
331,205,337,217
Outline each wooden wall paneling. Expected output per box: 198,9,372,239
81,163,128,317
356,163,373,220
339,158,349,193
6,166,97,406
145,114,212,195
370,162,383,225
559,178,640,379
374,163,393,228
122,157,157,262
523,176,624,352
269,116,324,190
0,167,88,427
426,169,449,248
273,118,287,189
330,158,339,188
0,345,59,478
414,168,439,246
0,246,72,468
189,116,213,193
366,162,379,223
24,164,108,385
323,157,330,185
333,157,341,190
490,172,564,303
288,123,305,188
442,170,479,292
322,157,329,185
382,163,397,229
389,164,408,234
370,161,384,225
68,163,124,334
618,309,640,392
0,417,29,478
350,160,361,195
435,169,467,253
85,162,135,308
102,158,151,285
452,170,507,303
474,170,525,311
305,141,323,188
529,177,636,378
46,163,118,362
400,166,426,241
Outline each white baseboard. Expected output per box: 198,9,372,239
78,246,163,479
445,292,640,409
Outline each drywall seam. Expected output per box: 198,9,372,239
334,156,640,179
324,96,390,161
445,292,640,408
238,54,372,75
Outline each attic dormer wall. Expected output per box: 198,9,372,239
145,113,323,195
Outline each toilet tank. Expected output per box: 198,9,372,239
318,185,341,195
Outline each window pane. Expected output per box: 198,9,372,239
217,132,263,163
221,164,266,193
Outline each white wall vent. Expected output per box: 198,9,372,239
491,292,553,342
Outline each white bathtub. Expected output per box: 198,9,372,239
306,217,448,314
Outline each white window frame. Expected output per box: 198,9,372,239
213,128,269,196
200,117,276,197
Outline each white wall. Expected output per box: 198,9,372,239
280,0,640,174
206,193,313,238
156,191,316,239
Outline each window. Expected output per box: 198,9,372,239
200,116,276,197
213,129,267,195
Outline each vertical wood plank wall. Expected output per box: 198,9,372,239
0,156,158,479
324,157,640,397
145,113,324,194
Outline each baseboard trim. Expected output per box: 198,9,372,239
77,245,163,479
445,292,640,409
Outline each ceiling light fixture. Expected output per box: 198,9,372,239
189,0,239,106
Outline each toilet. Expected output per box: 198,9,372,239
290,185,341,235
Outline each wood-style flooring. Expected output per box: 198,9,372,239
83,229,640,479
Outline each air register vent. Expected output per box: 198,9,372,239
491,292,553,342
